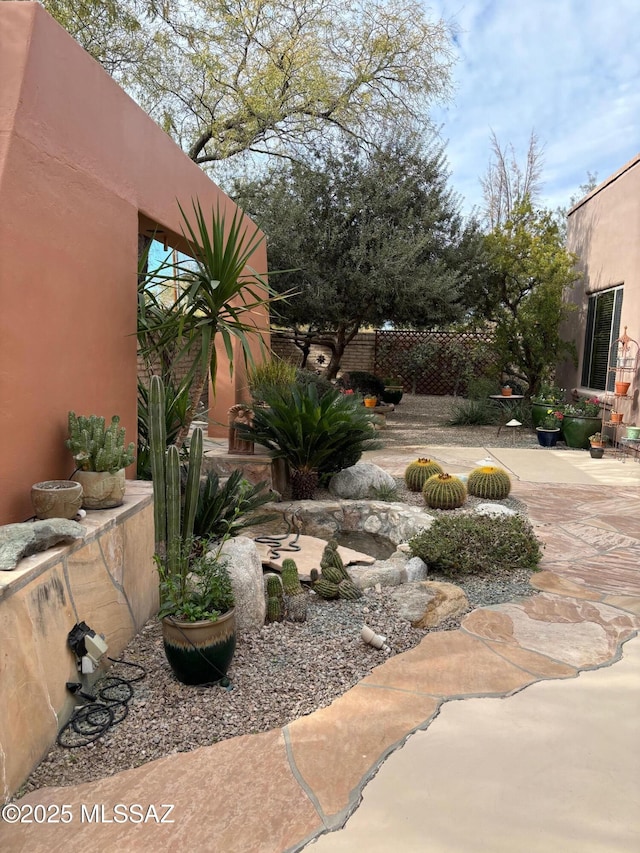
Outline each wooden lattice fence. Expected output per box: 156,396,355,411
374,330,500,396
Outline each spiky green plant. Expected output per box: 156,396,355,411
149,375,234,622
265,573,285,622
422,473,467,510
193,470,276,540
467,466,512,500
404,458,444,492
67,413,135,473
247,358,297,403
239,384,382,499
281,558,307,622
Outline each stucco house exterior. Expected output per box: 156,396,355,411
557,153,640,427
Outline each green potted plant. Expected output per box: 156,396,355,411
561,397,602,449
531,383,565,429
66,413,135,509
536,409,563,447
149,376,236,686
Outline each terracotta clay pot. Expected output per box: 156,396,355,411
610,412,624,424
615,381,630,396
501,387,512,397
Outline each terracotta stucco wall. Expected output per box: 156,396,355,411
558,154,640,420
0,3,268,523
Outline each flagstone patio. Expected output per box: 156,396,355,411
1,442,638,852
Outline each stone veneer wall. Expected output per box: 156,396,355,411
0,482,157,800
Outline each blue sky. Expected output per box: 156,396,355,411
428,0,640,217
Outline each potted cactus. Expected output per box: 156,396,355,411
149,375,236,686
66,413,135,509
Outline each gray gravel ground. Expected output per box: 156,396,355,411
21,394,540,795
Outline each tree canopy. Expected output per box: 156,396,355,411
483,198,579,396
232,137,484,378
43,0,456,166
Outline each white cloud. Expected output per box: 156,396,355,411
427,0,640,216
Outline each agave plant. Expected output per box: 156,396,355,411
240,384,382,499
193,470,277,540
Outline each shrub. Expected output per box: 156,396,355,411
247,358,297,403
337,371,385,398
295,368,334,398
409,514,542,578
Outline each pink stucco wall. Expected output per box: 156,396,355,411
0,3,268,524
559,154,640,422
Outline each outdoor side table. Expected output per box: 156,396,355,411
489,394,525,435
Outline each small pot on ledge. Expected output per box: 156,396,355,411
501,386,512,397
589,447,605,459
31,480,83,520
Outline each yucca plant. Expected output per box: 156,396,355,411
240,384,382,499
138,200,287,447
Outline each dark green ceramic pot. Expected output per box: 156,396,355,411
382,386,403,404
162,609,236,685
532,402,561,430
562,416,602,449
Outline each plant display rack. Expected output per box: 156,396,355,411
601,327,639,459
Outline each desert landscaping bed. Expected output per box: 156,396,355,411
21,395,539,794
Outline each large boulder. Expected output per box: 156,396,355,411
391,581,469,628
0,519,86,570
219,536,266,630
329,462,396,499
352,550,409,590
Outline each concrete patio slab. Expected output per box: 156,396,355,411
308,634,640,853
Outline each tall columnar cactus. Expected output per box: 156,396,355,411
281,558,307,622
148,375,203,564
404,458,444,492
467,466,512,500
265,573,285,622
281,559,303,595
67,412,135,473
422,473,467,510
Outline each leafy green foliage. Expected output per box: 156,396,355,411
45,0,456,166
137,200,278,446
294,369,334,399
239,384,382,477
409,514,542,578
337,372,385,398
483,199,579,398
247,358,297,404
193,471,276,540
233,137,484,378
156,545,234,622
